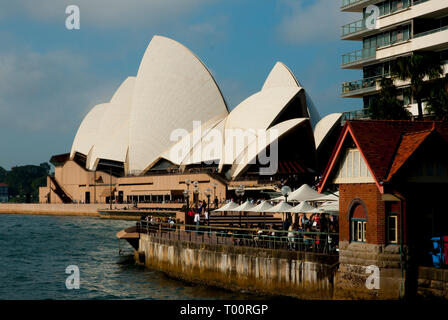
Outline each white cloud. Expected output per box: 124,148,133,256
277,0,358,45
0,0,218,29
0,48,118,132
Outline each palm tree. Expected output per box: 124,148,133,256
368,78,411,120
392,53,444,120
426,75,448,121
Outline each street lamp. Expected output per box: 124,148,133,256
212,182,218,208
235,185,245,227
183,189,190,224
204,188,212,226
281,185,292,203
281,185,292,223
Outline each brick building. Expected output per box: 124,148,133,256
319,120,448,299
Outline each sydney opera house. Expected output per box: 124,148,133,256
39,35,341,206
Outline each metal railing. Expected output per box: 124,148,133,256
342,74,385,95
136,221,339,254
341,109,371,124
414,25,448,39
341,0,366,8
342,18,367,37
342,47,376,66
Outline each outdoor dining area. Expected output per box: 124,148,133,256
207,184,340,253
136,183,340,254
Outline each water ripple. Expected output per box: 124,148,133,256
0,214,262,300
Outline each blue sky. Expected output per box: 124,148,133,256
0,0,362,169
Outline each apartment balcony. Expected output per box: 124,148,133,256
341,5,411,40
341,47,376,69
376,26,448,61
341,75,385,98
341,0,381,12
341,18,367,38
342,0,448,40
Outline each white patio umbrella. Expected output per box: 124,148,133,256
306,191,339,202
266,201,294,212
247,201,274,212
289,201,316,213
246,201,274,228
213,201,239,212
273,184,321,202
311,201,339,214
319,201,339,213
229,201,256,212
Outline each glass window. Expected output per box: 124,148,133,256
403,25,410,41
388,215,398,244
391,30,397,44
352,220,367,242
383,32,390,46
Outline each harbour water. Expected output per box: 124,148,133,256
0,214,262,300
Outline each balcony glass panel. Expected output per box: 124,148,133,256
342,47,376,65
341,18,366,37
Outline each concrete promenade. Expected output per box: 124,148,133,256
0,203,129,217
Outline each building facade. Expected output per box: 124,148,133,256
319,120,448,299
341,0,448,116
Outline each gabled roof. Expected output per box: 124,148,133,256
385,129,433,182
318,120,448,194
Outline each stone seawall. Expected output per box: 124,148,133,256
334,241,405,300
136,234,339,299
418,266,448,299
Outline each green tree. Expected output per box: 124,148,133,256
5,165,48,202
0,166,6,182
392,53,444,120
426,75,448,121
368,78,411,120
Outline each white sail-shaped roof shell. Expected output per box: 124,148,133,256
229,118,309,179
86,77,135,170
70,35,228,174
69,36,326,180
314,113,342,150
70,103,109,159
128,36,228,174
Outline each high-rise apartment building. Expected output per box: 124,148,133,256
341,0,448,116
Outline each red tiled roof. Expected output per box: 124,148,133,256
347,120,448,182
0,183,7,187
318,120,448,193
385,129,433,182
